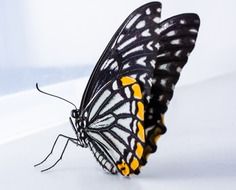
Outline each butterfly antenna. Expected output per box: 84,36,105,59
36,83,77,110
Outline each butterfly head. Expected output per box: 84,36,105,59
70,108,88,147
71,108,80,119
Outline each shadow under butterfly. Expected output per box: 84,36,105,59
35,1,200,176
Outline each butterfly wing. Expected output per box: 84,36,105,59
142,13,200,162
80,2,162,110
82,76,145,176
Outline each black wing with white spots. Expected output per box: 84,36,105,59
80,2,162,109
143,13,200,160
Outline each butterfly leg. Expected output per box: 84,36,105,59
34,134,80,172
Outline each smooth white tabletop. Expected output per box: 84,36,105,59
0,73,235,190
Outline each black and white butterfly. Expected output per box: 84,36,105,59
35,2,200,176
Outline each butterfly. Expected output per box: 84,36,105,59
35,2,200,176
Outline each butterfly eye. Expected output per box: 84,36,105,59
71,109,80,118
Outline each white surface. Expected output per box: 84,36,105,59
0,72,235,189
1,0,236,86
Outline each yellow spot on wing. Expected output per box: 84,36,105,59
137,101,144,121
135,142,144,159
117,160,130,176
132,84,142,99
137,121,145,142
130,157,139,171
121,76,136,86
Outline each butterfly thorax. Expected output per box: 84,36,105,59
71,109,89,148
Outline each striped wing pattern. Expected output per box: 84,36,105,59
82,76,146,176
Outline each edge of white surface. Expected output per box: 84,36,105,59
0,77,88,145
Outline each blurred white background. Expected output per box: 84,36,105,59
1,0,236,95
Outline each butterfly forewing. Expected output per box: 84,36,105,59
80,2,162,110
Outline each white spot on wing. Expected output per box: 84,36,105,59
123,45,143,57
117,34,125,43
171,39,181,45
166,30,176,37
141,29,151,37
132,101,136,114
126,153,132,163
175,50,182,57
140,73,146,84
176,66,182,73
160,79,167,86
136,57,146,66
130,138,135,149
180,19,186,24
118,36,137,50
150,59,156,68
136,20,145,29
147,41,153,51
153,17,160,23
157,53,167,58
155,42,160,50
157,7,161,13
189,28,198,33
124,87,131,98
159,63,169,70
155,28,161,34
146,8,151,15
158,95,164,101
133,120,137,132
112,81,118,90
110,61,118,70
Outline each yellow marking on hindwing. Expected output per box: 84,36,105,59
137,101,144,121
117,160,130,176
130,157,139,171
120,76,136,86
135,142,144,159
132,84,142,99
137,121,145,142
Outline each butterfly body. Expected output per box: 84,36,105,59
35,1,200,176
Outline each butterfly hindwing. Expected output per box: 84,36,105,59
82,76,146,176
